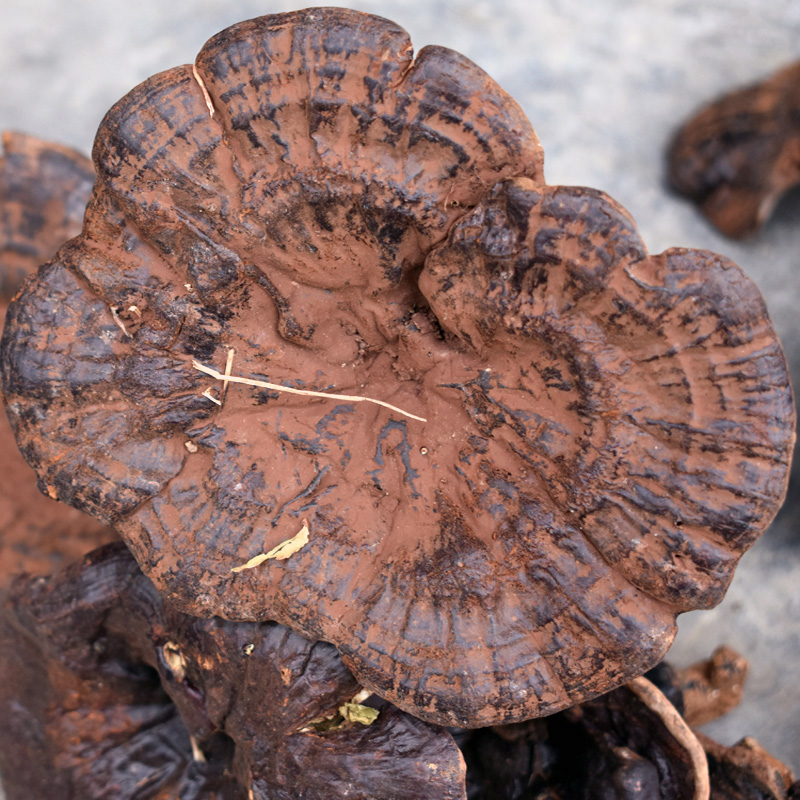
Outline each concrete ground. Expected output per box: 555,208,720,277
1,0,799,789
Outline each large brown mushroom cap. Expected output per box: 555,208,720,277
0,543,467,799
0,132,115,581
0,8,794,727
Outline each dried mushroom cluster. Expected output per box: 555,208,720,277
1,7,794,729
0,7,797,799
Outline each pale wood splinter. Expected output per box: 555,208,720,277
194,351,427,422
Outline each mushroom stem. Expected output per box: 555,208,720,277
192,359,427,422
627,676,710,800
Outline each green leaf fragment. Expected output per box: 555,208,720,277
338,701,380,726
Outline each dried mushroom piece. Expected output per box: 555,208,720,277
616,653,799,800
108,555,467,799
461,661,800,800
0,544,238,800
0,132,115,582
461,675,708,799
699,734,799,800
0,8,794,727
668,61,800,237
675,646,748,728
0,543,467,800
0,131,95,298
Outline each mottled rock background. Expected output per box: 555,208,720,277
0,0,799,790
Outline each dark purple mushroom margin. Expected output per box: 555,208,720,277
0,8,794,727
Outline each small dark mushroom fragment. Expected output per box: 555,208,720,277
0,8,794,727
462,659,800,800
668,61,800,237
0,131,95,298
674,645,748,728
699,734,798,800
461,675,708,799
0,132,115,581
0,543,467,799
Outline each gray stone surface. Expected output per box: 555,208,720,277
1,0,799,791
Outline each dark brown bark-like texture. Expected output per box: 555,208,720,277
0,132,115,581
0,8,794,726
700,734,799,800
668,61,800,237
0,543,466,800
461,666,800,800
0,545,238,800
461,678,705,799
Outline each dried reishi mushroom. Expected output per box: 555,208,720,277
0,8,794,726
0,132,115,581
0,543,467,799
699,734,800,800
668,61,800,237
0,545,238,800
0,131,95,298
461,674,709,799
675,645,748,728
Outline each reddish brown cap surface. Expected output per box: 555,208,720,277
0,132,115,582
0,9,794,727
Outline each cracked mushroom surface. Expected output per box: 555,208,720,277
0,543,467,800
0,8,794,727
0,131,115,581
